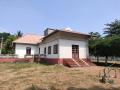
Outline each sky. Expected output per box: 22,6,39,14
0,0,120,35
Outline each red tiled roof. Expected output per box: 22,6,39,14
13,34,44,45
13,28,90,44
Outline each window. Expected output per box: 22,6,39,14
53,44,58,54
26,47,31,55
39,48,40,54
44,47,46,54
48,46,51,54
72,45,79,54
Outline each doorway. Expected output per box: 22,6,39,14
72,45,79,60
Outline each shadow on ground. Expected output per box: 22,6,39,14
93,62,120,67
67,86,120,90
25,85,120,90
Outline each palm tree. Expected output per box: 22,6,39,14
16,30,23,38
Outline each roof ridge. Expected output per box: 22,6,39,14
23,33,43,37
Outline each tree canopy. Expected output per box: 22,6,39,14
0,31,23,54
89,19,120,64
0,32,10,42
104,19,120,37
2,35,17,54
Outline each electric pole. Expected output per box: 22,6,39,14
0,37,3,54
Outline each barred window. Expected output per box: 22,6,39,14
26,47,31,55
53,44,58,54
48,46,51,54
44,47,46,54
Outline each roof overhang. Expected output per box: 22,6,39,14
13,42,39,45
42,29,90,40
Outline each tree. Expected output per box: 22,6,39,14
89,32,101,56
2,35,17,54
16,30,23,38
89,36,120,65
89,32,101,62
89,19,120,65
89,32,101,40
104,19,120,37
0,31,23,54
109,36,120,57
95,38,112,65
0,32,10,42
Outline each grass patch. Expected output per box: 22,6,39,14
5,63,43,70
0,63,120,90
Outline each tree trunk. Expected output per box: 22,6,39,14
105,56,108,66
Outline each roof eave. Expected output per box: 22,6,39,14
13,42,38,45
43,30,90,40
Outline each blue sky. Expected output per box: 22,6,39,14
0,0,120,35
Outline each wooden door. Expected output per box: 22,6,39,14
72,45,79,60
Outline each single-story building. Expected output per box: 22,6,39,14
13,28,94,67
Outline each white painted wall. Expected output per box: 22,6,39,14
59,39,89,59
15,43,38,58
39,39,89,59
15,39,89,59
39,40,59,58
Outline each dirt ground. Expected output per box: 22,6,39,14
0,63,120,90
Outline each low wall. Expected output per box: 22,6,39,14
39,58,92,65
40,58,63,64
0,58,33,63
